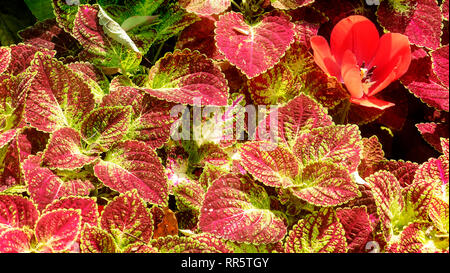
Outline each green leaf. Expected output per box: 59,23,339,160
24,0,55,21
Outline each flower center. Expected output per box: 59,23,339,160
360,62,377,94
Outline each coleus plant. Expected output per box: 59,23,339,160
0,0,449,253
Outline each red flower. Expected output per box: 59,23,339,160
311,15,411,110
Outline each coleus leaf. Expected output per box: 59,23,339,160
122,242,158,253
198,163,229,190
142,49,229,106
392,222,438,253
290,161,360,207
102,87,176,149
292,20,319,48
247,42,315,105
179,0,231,15
404,179,437,221
173,180,205,214
80,224,117,253
239,141,299,188
292,124,362,173
442,0,449,20
72,5,141,71
416,122,449,152
365,171,403,240
192,232,233,253
358,136,385,178
400,45,449,112
199,174,287,244
1,128,49,192
52,0,90,34
0,130,17,150
80,106,132,153
4,43,55,75
414,156,449,186
42,127,98,170
215,12,295,78
23,154,94,210
256,94,333,147
175,16,224,60
43,197,99,228
375,160,419,188
428,197,449,233
0,228,32,253
24,52,95,132
100,191,153,249
336,207,374,253
0,47,11,75
377,0,442,50
0,195,38,231
18,18,81,58
226,241,283,253
271,0,315,10
68,62,108,103
1,71,35,131
284,208,347,253
94,140,168,206
35,209,81,252
151,235,227,253
431,45,449,88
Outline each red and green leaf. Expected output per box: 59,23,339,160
272,0,315,10
24,52,95,132
18,18,81,58
94,140,168,205
290,161,360,207
34,209,81,252
416,122,449,153
239,141,299,188
256,94,333,147
173,180,205,213
80,224,117,253
366,171,403,239
0,47,11,75
180,0,231,15
80,106,132,153
199,174,287,244
377,0,442,50
293,124,362,172
0,195,38,231
143,49,229,106
24,155,94,210
175,16,224,60
285,208,347,253
4,44,55,75
0,228,32,253
43,197,99,228
42,127,98,170
428,197,449,233
431,45,449,88
151,235,226,253
336,207,374,253
401,46,449,112
100,191,153,249
215,12,295,78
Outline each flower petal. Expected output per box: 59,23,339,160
350,96,395,110
310,36,341,80
341,50,364,99
330,15,380,67
368,33,411,96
